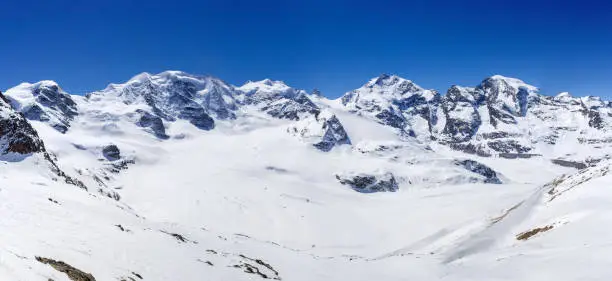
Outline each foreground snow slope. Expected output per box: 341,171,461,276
1,71,611,280
0,125,546,280
1,115,584,281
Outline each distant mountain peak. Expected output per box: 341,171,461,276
484,75,539,92
366,74,421,90
240,79,289,91
555,92,573,99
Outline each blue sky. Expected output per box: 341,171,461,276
1,0,610,98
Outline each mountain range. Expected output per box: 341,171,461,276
1,71,611,280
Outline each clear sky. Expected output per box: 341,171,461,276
1,0,611,98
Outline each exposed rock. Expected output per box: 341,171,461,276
516,225,554,241
448,142,492,157
440,86,481,142
178,106,215,130
0,91,46,155
551,159,588,170
486,139,532,154
233,254,281,280
160,230,197,244
4,81,78,133
102,144,121,161
454,159,502,184
497,153,541,159
335,172,399,193
287,110,351,152
36,256,96,281
374,109,406,129
135,109,168,139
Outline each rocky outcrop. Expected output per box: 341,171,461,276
0,91,45,155
313,113,351,151
551,159,588,170
335,172,399,193
134,109,168,139
36,256,96,281
454,159,502,184
102,144,121,161
440,86,481,142
287,110,351,152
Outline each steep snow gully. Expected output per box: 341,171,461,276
1,71,612,280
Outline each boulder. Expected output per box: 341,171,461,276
102,144,121,161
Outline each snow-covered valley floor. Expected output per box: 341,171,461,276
4,116,604,281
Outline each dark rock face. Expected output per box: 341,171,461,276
0,92,45,155
36,256,96,281
486,140,532,154
374,109,406,129
441,110,480,142
454,159,502,184
516,87,529,116
336,172,399,193
440,87,482,142
102,144,121,161
313,114,351,152
261,94,320,121
178,106,215,130
587,110,604,129
448,142,492,157
551,159,588,170
135,109,168,139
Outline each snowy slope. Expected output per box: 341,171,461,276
1,71,612,280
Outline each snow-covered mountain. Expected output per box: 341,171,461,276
338,74,612,166
4,81,78,133
1,71,612,280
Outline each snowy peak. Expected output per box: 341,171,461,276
477,75,539,117
238,79,297,101
487,75,539,92
555,91,572,99
238,79,321,121
85,71,244,135
339,74,439,136
4,80,78,133
362,74,428,97
8,71,612,162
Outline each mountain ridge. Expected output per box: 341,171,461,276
4,71,611,165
